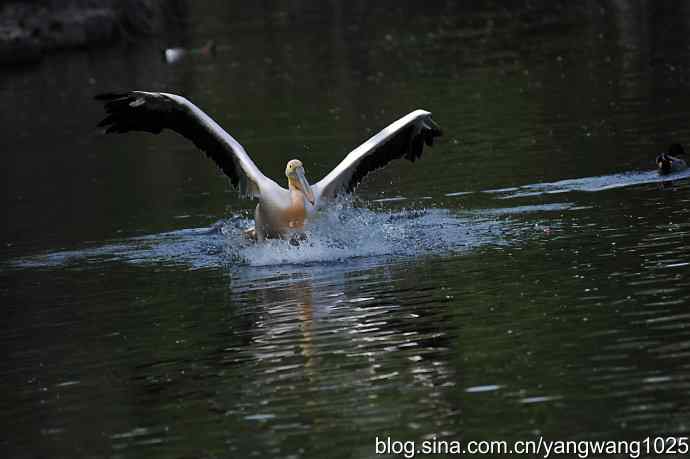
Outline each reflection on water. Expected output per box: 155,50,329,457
3,1,690,458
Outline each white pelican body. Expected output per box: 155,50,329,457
251,174,315,239
96,92,441,240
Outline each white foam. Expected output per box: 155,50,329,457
228,202,502,266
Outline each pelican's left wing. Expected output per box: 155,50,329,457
96,91,279,198
313,109,442,201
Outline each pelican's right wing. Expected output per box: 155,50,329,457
313,109,442,201
96,91,279,198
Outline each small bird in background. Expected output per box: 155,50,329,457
656,143,688,175
164,40,216,64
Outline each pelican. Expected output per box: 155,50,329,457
95,91,442,241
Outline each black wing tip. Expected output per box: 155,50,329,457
425,115,443,136
424,127,442,147
94,94,125,131
419,120,442,148
94,92,135,102
95,92,138,117
94,91,144,132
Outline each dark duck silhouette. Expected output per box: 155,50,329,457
657,144,688,175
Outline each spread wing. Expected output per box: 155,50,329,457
95,91,282,198
313,109,442,201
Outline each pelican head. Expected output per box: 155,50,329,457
286,159,315,205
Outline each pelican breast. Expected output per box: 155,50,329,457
255,186,313,236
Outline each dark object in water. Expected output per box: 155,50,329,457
656,144,688,175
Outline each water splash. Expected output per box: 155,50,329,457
231,202,505,266
9,202,517,270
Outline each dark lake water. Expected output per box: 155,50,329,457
3,1,690,458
